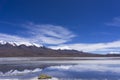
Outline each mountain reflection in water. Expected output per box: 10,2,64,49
0,57,120,80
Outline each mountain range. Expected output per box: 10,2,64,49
0,41,119,57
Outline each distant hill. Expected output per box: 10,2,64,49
0,42,119,57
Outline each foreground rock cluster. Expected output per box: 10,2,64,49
38,74,52,79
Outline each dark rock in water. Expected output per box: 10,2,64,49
38,74,52,79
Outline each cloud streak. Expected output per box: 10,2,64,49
49,40,120,53
0,23,75,45
24,23,76,44
106,17,120,27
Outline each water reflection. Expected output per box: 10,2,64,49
0,57,120,80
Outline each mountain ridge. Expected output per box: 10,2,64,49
0,41,120,57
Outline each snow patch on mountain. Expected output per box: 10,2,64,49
0,40,42,47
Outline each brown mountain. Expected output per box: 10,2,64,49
0,43,119,57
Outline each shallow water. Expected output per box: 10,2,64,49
0,57,120,80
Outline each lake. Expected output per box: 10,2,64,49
0,57,120,80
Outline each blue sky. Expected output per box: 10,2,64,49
0,0,120,54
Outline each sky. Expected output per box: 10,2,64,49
0,0,120,54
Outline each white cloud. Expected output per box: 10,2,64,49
23,23,76,44
36,35,68,44
0,33,29,42
49,40,120,53
0,33,41,46
0,23,75,45
106,17,120,27
109,51,120,54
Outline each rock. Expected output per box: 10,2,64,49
38,74,52,79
